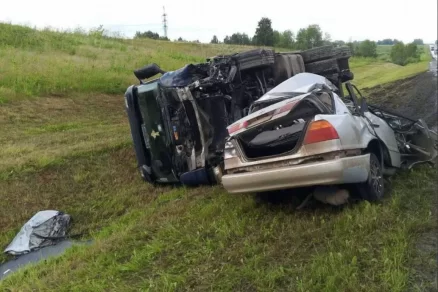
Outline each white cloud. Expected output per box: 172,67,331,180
1,0,436,43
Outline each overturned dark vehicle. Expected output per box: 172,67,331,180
124,45,437,190
124,46,354,184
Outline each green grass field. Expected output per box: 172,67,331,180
0,23,436,291
350,45,431,90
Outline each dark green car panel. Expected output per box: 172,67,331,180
136,82,179,183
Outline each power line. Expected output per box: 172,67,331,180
162,6,168,38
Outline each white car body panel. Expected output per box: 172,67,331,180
227,73,401,168
221,73,435,193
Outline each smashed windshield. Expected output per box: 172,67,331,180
256,73,338,102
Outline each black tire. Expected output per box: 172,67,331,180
305,58,339,75
235,49,275,70
273,54,305,84
333,46,352,59
273,54,293,84
300,45,334,63
290,54,305,75
356,153,385,201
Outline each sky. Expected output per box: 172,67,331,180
1,0,437,43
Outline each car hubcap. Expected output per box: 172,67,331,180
370,158,383,197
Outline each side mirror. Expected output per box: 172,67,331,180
134,63,166,82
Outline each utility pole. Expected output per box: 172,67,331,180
162,6,168,39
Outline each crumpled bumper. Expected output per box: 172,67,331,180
222,154,370,193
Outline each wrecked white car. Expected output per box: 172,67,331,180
219,73,437,201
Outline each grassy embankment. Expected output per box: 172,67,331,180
0,23,436,291
351,44,432,90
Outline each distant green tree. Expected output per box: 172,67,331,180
273,30,295,48
346,42,356,56
279,30,295,48
406,42,420,63
241,33,251,45
254,17,274,46
295,24,323,50
356,40,377,57
295,28,308,50
390,42,420,66
211,35,219,44
377,38,395,45
230,33,251,45
323,32,332,45
135,30,160,40
223,33,251,45
333,40,346,47
412,38,424,45
230,33,241,44
306,25,323,48
390,42,407,65
405,43,418,58
273,30,281,47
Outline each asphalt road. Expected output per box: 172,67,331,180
428,45,437,131
429,44,437,77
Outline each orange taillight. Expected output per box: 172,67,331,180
227,121,249,135
303,120,339,145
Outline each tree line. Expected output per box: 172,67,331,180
134,17,427,66
345,39,423,66
134,31,169,41
211,18,332,50
377,38,424,45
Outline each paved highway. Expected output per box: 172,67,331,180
429,44,437,76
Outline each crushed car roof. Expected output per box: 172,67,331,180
256,73,338,102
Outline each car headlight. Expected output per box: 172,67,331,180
224,141,237,159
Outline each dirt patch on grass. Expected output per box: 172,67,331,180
0,94,126,124
364,71,437,130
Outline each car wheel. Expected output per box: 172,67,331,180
235,49,275,70
357,153,385,201
305,58,340,75
300,45,335,63
273,54,305,84
333,46,352,59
